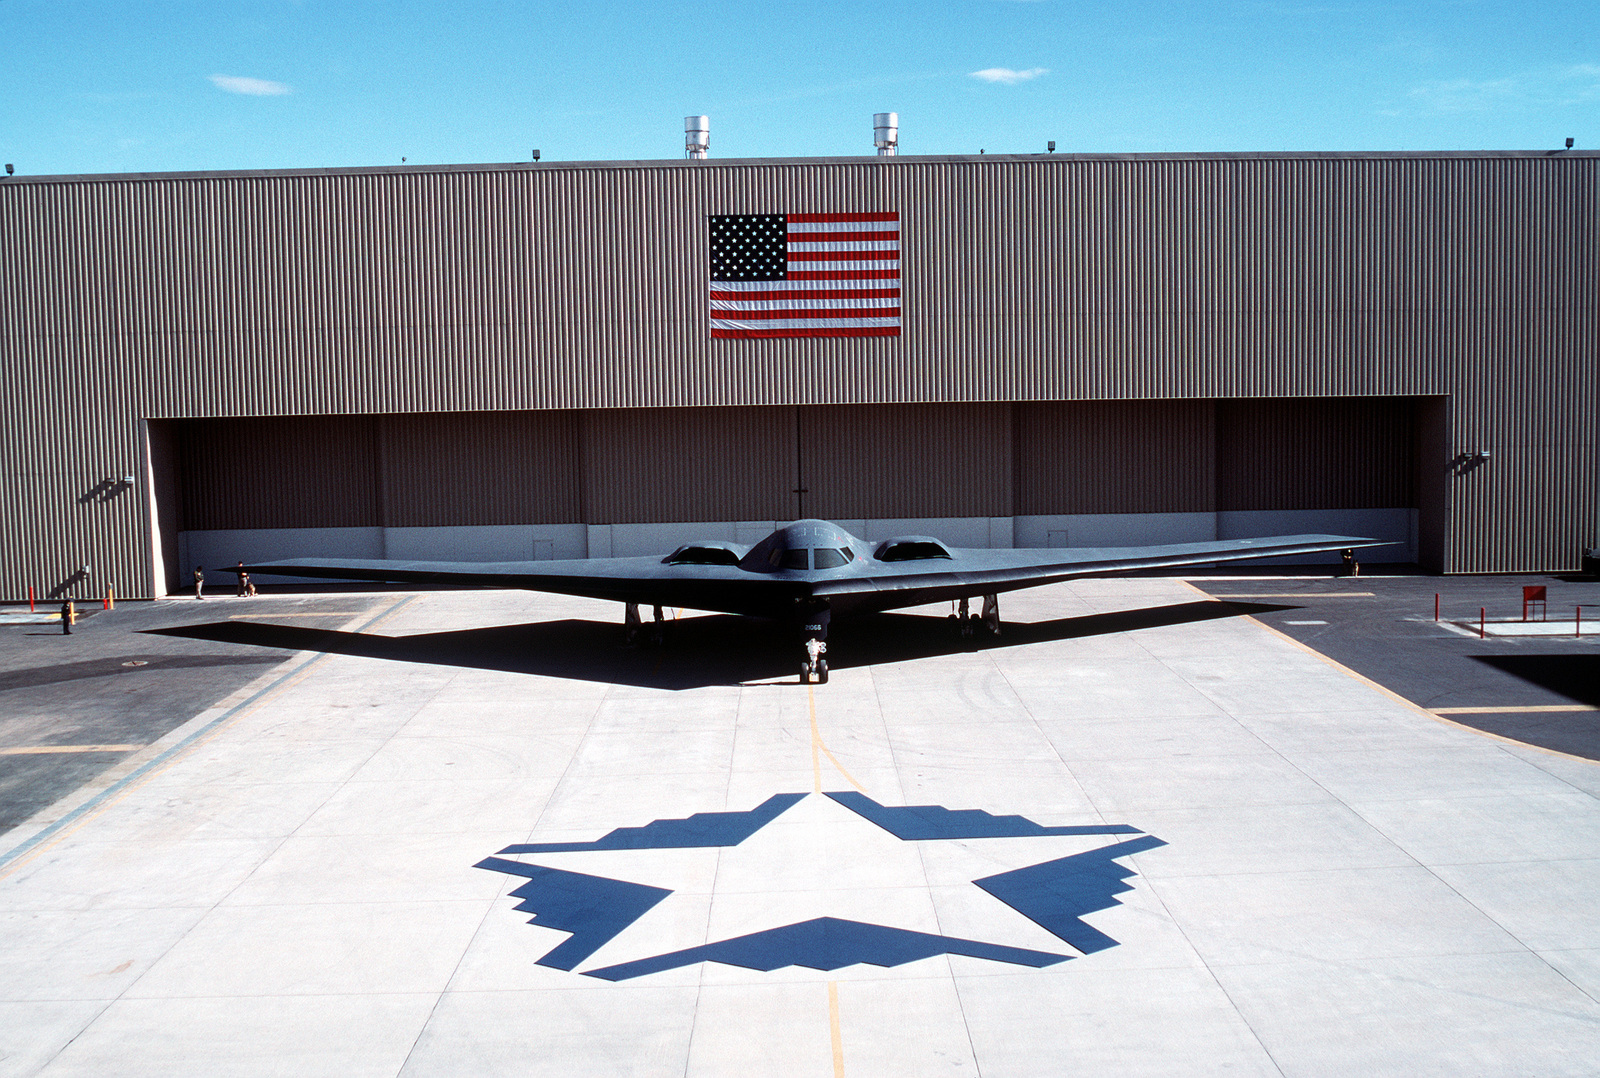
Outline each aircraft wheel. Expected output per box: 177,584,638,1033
801,663,812,684
816,660,829,684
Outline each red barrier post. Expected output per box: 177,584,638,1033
1579,606,1583,638
1480,607,1486,639
28,585,35,613
1434,593,1440,621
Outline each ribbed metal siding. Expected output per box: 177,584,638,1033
800,403,1012,519
1,151,1596,595
380,411,581,526
1017,400,1214,515
176,416,381,529
581,406,795,524
1216,398,1416,511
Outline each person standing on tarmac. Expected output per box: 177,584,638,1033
193,565,205,599
60,599,73,635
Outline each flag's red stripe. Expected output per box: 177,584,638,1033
787,249,899,262
712,308,900,321
712,326,901,338
786,212,899,223
787,230,900,242
787,269,900,280
709,288,901,301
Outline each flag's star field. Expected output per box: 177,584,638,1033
709,214,787,281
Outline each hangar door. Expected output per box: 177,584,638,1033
148,396,1438,588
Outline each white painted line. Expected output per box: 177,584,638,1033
227,612,371,619
1209,593,1374,599
1284,620,1328,625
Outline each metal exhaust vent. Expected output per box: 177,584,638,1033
873,113,898,156
685,116,709,159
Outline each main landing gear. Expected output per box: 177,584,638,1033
950,594,1001,642
624,603,667,647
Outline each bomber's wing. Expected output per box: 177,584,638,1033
811,534,1388,614
235,555,809,618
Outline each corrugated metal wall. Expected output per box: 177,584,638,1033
800,403,1012,519
581,406,794,524
380,411,580,526
1018,400,1215,515
177,416,381,530
1,151,1596,596
168,398,1422,539
1215,398,1415,510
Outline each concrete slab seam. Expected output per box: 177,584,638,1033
0,596,417,878
1177,581,1600,769
1176,584,1600,1010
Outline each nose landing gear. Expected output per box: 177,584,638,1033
797,602,831,685
802,637,829,684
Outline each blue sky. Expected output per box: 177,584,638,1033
3,1,1596,175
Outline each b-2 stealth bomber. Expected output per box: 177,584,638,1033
235,520,1383,683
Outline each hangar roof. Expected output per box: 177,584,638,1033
3,147,1596,185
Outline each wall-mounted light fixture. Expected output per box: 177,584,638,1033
532,149,540,162
1047,141,1055,153
1566,138,1575,149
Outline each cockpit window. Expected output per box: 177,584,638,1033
812,548,849,570
780,548,809,570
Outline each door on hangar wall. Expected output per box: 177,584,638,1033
1015,396,1443,567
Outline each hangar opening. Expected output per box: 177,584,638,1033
145,396,1441,592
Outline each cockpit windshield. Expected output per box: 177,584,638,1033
812,548,850,570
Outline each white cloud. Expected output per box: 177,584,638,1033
1395,64,1600,116
969,67,1048,85
1405,76,1516,113
208,74,291,96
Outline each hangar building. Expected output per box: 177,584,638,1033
0,148,1595,600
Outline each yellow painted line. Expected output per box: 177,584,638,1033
0,596,415,881
808,684,866,794
1178,581,1599,767
810,694,823,794
828,981,845,1077
0,745,141,756
1208,592,1375,599
1433,704,1598,715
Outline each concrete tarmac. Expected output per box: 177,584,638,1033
0,594,391,835
1188,572,1600,760
1,580,1598,1076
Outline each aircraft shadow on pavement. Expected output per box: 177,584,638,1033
144,599,1292,690
1473,654,1600,708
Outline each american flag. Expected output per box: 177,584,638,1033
708,212,900,339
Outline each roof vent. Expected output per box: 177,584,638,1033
874,113,898,156
685,116,709,159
